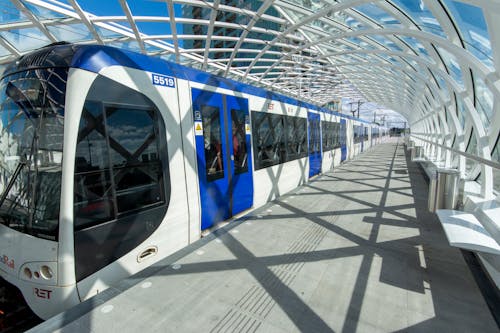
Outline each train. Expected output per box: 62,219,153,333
0,43,388,319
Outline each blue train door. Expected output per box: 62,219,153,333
192,88,253,230
340,119,347,162
308,112,321,177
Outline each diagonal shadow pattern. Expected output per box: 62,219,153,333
30,141,498,333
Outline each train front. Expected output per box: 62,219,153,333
0,44,80,319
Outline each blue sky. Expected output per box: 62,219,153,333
79,0,183,36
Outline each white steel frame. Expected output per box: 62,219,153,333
0,0,498,198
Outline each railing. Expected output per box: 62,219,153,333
410,133,500,171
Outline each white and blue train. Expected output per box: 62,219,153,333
0,43,388,319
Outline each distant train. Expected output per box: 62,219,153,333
0,43,388,319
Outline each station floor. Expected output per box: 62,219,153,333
33,141,498,332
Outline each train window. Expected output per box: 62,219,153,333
74,101,115,226
202,105,225,181
310,118,321,154
252,111,308,170
286,116,307,161
231,108,248,175
340,121,346,146
354,125,362,143
73,76,169,281
322,122,340,151
252,111,285,170
105,106,163,214
74,79,168,230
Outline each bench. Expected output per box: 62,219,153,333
436,209,500,255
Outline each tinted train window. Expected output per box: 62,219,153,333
252,111,307,170
252,112,285,169
231,108,248,175
286,117,307,161
340,121,346,146
354,125,363,143
201,105,224,181
73,76,169,282
309,118,321,154
322,122,341,151
74,80,168,230
74,101,115,225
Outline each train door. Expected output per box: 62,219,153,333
340,119,347,162
192,88,253,230
308,112,321,177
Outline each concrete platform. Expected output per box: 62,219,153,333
32,142,498,333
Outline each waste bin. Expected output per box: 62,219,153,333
428,168,460,212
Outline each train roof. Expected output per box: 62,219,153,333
3,43,378,126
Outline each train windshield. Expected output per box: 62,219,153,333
0,68,67,240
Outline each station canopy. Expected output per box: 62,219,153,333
0,0,499,197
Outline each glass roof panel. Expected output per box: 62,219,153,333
79,1,124,15
432,71,449,96
0,44,8,57
353,3,401,27
369,35,403,51
436,46,464,88
95,26,124,40
0,0,28,23
129,0,170,16
443,0,493,68
399,36,433,63
492,144,500,192
24,2,67,20
392,0,446,37
345,37,375,50
0,28,52,52
108,40,142,52
455,94,466,128
136,22,173,37
310,19,341,34
47,24,92,42
339,13,368,30
473,75,493,130
465,129,479,177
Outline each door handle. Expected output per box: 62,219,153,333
137,246,158,263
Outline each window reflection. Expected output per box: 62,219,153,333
202,105,224,181
231,109,248,175
252,111,307,170
74,100,165,229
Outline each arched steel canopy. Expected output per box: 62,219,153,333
0,0,499,197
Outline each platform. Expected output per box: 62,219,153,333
32,142,498,332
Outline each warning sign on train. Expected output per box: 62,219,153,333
245,124,251,134
195,122,203,135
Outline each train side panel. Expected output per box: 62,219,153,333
74,66,191,300
320,112,341,173
249,97,309,208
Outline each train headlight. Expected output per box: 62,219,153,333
40,265,53,279
19,262,57,285
23,267,32,279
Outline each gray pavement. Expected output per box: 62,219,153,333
33,141,498,332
